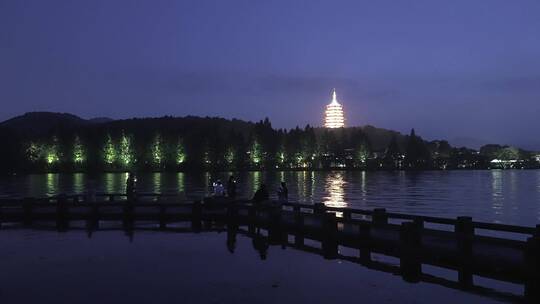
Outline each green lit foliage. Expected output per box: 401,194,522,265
25,139,60,166
278,151,286,165
73,136,85,164
225,147,235,165
103,134,116,165
45,137,60,165
249,139,262,166
26,142,42,163
119,132,134,167
355,145,370,166
151,134,163,166
176,139,186,164
350,128,371,167
295,153,306,167
497,147,521,160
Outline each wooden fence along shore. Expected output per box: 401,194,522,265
1,193,539,303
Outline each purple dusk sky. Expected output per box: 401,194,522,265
1,0,539,149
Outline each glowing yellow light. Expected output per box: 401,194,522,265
324,89,345,128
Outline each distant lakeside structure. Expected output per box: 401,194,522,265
324,89,345,128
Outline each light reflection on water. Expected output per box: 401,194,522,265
46,173,58,197
177,172,185,194
322,172,347,209
1,170,540,226
491,170,504,219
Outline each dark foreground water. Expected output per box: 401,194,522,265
0,228,513,304
1,170,540,226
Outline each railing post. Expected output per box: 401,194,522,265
56,195,69,231
322,212,338,259
358,221,371,262
227,202,239,222
88,203,99,231
23,197,34,226
313,203,326,215
372,208,388,225
268,205,284,245
524,225,540,303
248,205,257,234
226,220,238,253
122,198,134,232
413,218,424,229
455,216,474,287
400,221,422,282
294,205,304,246
191,200,202,231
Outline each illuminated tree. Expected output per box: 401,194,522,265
497,147,520,160
350,129,371,168
119,132,134,167
103,134,116,165
26,142,42,163
225,147,235,165
249,139,262,166
176,138,186,164
73,136,85,164
46,137,60,165
151,134,163,166
278,151,286,165
355,145,370,167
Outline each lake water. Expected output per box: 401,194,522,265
1,170,536,303
0,228,512,304
1,170,540,226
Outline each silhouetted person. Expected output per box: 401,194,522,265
126,172,136,201
252,233,269,260
213,179,225,196
277,182,288,201
252,184,269,204
227,175,237,198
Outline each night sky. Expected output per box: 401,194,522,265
1,0,539,149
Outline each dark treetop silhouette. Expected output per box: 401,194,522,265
0,112,538,173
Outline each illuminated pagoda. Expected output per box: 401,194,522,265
324,88,345,128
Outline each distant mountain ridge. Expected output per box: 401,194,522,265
1,112,536,155
0,112,112,136
1,112,408,150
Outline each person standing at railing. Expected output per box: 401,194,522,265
227,175,237,198
252,184,269,204
126,172,136,201
277,182,288,202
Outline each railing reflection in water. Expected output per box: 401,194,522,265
2,219,522,304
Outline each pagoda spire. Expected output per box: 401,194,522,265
331,88,339,105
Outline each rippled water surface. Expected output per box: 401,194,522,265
1,170,540,226
0,229,505,304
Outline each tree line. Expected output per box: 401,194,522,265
0,114,538,173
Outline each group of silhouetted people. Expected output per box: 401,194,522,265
125,172,288,203
211,175,288,203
